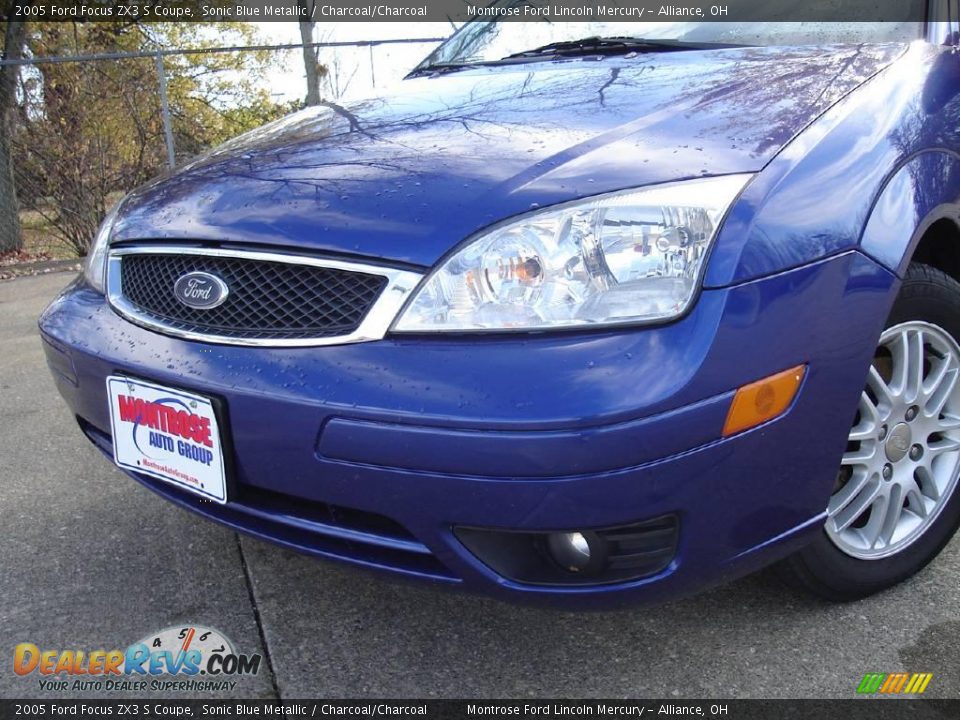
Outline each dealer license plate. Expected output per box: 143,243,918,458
106,376,227,504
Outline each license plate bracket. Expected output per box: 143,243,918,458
106,375,228,504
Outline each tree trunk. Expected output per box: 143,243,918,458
0,17,28,254
297,2,320,106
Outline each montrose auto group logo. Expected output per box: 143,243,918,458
118,392,217,468
14,625,261,692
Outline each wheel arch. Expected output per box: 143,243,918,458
912,217,960,282
860,149,960,278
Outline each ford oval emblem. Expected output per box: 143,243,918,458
173,271,229,310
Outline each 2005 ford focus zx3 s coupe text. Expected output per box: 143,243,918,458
40,4,960,607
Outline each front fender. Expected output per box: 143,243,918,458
705,43,960,288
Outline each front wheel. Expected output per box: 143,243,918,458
782,263,960,600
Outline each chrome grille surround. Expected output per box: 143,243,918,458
106,245,423,347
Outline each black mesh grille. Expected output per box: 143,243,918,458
119,253,388,340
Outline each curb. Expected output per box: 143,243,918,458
0,258,82,281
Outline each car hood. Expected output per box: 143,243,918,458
113,44,906,268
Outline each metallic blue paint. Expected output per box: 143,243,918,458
42,250,896,607
39,35,960,606
111,45,904,269
708,43,960,286
860,150,960,275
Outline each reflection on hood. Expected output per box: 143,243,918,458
114,44,906,267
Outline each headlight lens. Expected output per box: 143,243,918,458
83,201,123,293
394,174,751,332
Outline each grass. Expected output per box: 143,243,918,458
18,207,81,261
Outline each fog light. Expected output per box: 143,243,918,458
546,531,607,574
547,532,591,571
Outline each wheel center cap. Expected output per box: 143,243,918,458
885,422,913,463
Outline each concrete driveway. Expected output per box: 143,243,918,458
2,272,958,700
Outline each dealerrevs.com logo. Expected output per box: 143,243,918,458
14,625,261,693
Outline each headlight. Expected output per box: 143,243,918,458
83,201,123,293
393,174,751,332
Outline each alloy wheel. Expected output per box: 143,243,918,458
827,321,960,559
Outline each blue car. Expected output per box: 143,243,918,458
40,9,960,608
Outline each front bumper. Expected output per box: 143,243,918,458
40,250,896,608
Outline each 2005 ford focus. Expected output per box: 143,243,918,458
40,5,960,607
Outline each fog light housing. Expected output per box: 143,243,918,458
454,515,678,586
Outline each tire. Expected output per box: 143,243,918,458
781,262,960,600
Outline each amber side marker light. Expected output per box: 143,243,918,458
723,364,807,437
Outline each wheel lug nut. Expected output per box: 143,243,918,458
910,444,924,461
906,406,919,422
878,425,888,440
882,463,893,480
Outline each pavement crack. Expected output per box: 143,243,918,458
236,533,284,707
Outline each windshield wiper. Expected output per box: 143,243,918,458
503,36,745,59
409,36,746,77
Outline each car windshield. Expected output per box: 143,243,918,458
416,0,925,71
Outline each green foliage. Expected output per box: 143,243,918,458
140,23,296,152
11,20,296,255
